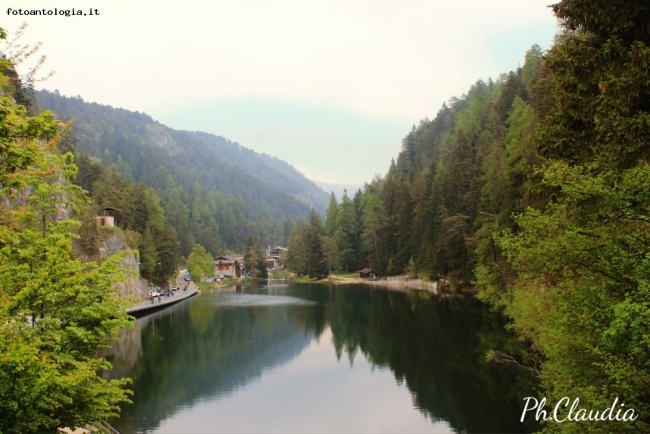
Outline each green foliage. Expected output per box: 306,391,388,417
0,92,59,189
78,206,100,254
245,244,259,278
328,61,543,284
278,6,650,429
36,90,330,254
306,210,327,279
406,258,418,279
362,192,389,276
478,2,650,431
243,235,267,279
496,165,650,432
334,190,360,272
321,236,339,277
139,226,157,279
71,154,180,286
286,210,328,279
324,192,339,237
186,244,214,282
287,222,309,276
0,48,134,431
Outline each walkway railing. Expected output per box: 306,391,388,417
127,287,199,317
97,420,121,434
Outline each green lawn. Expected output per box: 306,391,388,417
291,271,359,284
268,269,291,279
331,271,359,279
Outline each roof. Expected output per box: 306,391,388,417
215,257,245,264
214,256,234,262
360,268,372,273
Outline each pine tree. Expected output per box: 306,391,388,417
321,236,339,279
306,209,327,279
244,235,259,277
139,226,157,281
335,190,358,272
362,193,388,276
287,222,309,276
324,192,339,237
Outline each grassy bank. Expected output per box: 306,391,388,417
292,271,363,284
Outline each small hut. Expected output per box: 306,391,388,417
96,206,116,227
359,268,373,279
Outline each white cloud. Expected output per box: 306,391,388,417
4,0,559,183
6,0,557,117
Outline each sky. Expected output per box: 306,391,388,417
4,0,559,184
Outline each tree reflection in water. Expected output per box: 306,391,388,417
105,283,538,433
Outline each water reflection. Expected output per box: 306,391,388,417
324,285,538,433
212,292,317,308
106,284,537,433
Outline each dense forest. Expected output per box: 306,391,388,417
0,28,135,432
36,90,330,256
288,1,650,432
68,150,181,286
287,47,544,282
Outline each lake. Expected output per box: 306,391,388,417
106,283,538,433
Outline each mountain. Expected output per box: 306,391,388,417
36,90,330,253
314,181,363,201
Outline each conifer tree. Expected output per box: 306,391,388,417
335,190,358,272
287,222,309,276
362,193,388,276
478,2,650,432
306,209,327,279
324,192,339,237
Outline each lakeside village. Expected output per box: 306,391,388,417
146,246,368,295
154,246,289,291
128,247,290,317
130,245,438,317
93,207,439,318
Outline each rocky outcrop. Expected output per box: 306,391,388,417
79,231,150,300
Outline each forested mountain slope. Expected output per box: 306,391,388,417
305,0,650,431
305,45,545,279
36,90,329,254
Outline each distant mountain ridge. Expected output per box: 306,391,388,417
314,181,364,201
36,90,330,251
37,90,328,211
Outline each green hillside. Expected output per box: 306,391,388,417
36,90,329,254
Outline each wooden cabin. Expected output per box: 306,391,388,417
214,256,244,278
359,268,373,278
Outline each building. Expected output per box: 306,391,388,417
265,256,283,270
265,246,287,269
359,268,373,279
214,256,245,278
96,206,116,227
270,247,287,256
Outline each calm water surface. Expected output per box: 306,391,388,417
106,283,537,433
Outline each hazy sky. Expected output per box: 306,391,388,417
5,0,559,184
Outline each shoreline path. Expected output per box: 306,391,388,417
127,269,198,317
